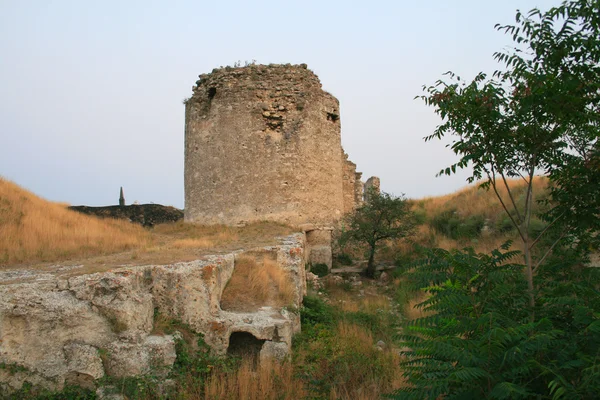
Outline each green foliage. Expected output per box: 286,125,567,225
335,252,354,266
295,293,399,398
0,383,96,400
390,245,600,399
0,362,28,375
431,209,486,239
420,0,600,312
342,190,416,278
300,295,335,327
311,263,329,277
413,208,427,225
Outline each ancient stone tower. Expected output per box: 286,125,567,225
184,63,375,226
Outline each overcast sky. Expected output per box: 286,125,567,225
0,0,557,208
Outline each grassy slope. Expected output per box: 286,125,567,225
404,176,549,255
0,178,294,271
0,177,150,266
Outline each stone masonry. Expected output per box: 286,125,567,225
184,63,378,226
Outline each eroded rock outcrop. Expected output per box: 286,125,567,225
0,233,306,392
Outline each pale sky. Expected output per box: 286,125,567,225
0,0,557,208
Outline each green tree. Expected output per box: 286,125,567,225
342,190,415,278
391,1,600,398
419,0,600,311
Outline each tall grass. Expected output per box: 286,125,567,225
0,177,149,266
220,255,295,311
204,358,305,400
294,318,404,399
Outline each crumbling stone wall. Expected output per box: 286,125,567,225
184,63,379,226
342,152,359,215
364,176,381,202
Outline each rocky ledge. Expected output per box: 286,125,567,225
0,233,306,393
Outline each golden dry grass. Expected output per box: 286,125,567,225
220,255,295,311
414,176,548,222
324,279,391,314
204,358,305,400
401,176,550,254
0,177,150,266
0,178,295,274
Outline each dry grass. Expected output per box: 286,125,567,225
204,358,305,400
399,176,550,255
0,178,296,274
220,255,295,311
0,177,150,267
325,279,391,314
414,176,548,222
152,220,291,248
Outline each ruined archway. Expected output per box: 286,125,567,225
227,331,265,361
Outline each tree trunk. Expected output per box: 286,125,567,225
366,246,376,278
524,240,535,318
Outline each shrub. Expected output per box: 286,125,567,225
335,253,353,266
431,209,485,240
295,296,402,398
300,295,335,327
311,263,329,277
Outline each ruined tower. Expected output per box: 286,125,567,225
184,63,377,226
185,64,345,225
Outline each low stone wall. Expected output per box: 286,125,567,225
0,234,306,392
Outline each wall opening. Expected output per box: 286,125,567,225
227,331,266,360
208,87,217,100
326,112,339,122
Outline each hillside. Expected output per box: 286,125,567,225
393,177,550,259
0,178,294,276
0,177,150,267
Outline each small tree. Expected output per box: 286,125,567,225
342,190,415,278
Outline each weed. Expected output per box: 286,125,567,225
0,382,95,400
0,362,28,375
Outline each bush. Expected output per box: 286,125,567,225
495,215,515,233
311,263,329,277
295,296,400,398
335,253,353,266
300,295,335,327
431,209,485,239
